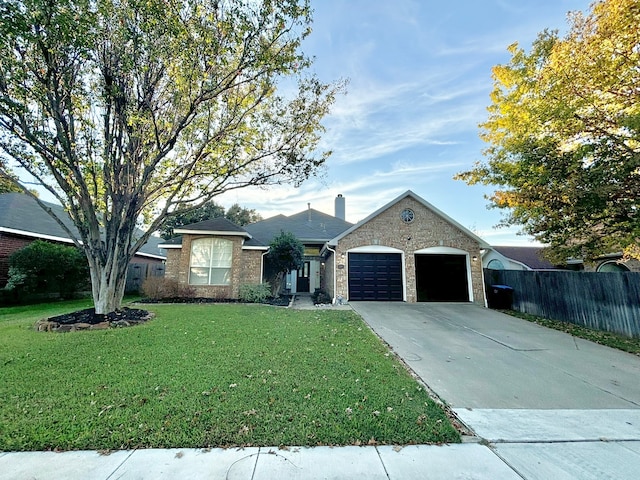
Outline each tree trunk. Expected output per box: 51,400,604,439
271,271,285,297
87,253,128,315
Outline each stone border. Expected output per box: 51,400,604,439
35,312,155,333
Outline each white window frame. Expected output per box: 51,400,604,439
189,238,233,285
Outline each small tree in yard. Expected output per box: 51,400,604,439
0,0,343,314
266,231,303,296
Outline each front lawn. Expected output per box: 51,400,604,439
0,301,460,451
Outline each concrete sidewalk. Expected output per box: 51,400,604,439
0,444,523,480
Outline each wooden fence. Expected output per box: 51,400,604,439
484,269,640,338
126,263,165,293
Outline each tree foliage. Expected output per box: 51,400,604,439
266,230,303,296
6,240,89,299
0,0,342,313
456,0,640,262
0,158,21,193
225,203,262,226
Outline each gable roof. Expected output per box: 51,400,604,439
328,190,491,248
173,217,252,237
244,208,353,245
0,192,165,259
492,246,557,270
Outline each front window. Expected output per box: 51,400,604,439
189,238,233,285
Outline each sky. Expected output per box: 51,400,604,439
216,0,592,246
10,0,593,245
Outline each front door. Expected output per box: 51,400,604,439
297,261,311,292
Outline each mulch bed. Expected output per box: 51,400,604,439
36,307,153,333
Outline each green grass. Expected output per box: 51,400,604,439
0,301,460,451
502,310,640,355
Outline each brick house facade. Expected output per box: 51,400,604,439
161,217,268,299
325,192,488,305
162,191,489,305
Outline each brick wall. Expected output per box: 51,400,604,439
334,197,485,304
166,235,263,299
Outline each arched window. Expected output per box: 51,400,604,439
487,259,505,270
596,261,630,273
189,238,233,285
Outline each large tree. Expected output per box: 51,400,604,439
456,0,640,263
0,0,342,313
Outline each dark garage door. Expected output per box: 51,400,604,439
415,254,469,302
348,253,403,301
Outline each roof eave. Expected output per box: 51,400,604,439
172,229,252,238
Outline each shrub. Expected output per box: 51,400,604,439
238,283,271,303
312,289,332,305
141,277,195,300
6,240,89,300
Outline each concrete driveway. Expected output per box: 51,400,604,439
351,302,640,480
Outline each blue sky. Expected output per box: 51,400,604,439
219,0,592,245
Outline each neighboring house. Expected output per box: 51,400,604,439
484,245,640,272
0,192,166,288
573,253,640,272
160,190,490,304
482,245,558,271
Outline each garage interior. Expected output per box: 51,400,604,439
415,254,469,302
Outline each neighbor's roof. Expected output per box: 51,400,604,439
0,192,165,259
492,246,557,270
328,190,491,248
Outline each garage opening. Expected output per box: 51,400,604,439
348,252,403,301
415,254,469,302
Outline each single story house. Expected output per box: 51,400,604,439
482,245,558,271
160,190,490,304
0,192,166,288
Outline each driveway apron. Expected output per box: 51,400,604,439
351,301,640,480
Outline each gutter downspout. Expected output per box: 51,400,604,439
261,250,269,284
326,245,337,305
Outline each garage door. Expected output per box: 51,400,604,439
348,253,403,301
415,254,469,302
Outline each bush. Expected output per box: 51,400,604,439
238,283,271,303
141,277,196,300
312,289,332,305
6,240,89,300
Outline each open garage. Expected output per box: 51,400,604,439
348,252,403,301
415,253,469,302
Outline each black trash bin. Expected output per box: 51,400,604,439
488,284,513,309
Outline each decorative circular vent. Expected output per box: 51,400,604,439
400,208,414,223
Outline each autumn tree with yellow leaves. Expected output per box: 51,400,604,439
457,0,640,263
